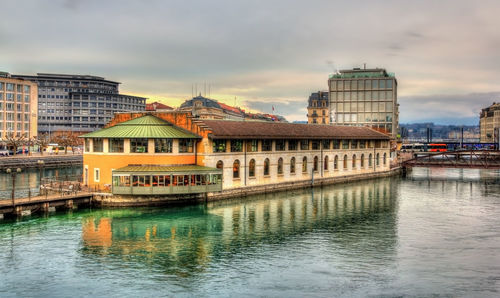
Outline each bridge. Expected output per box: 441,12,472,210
402,150,500,169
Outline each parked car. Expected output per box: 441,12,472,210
0,150,10,156
16,148,29,154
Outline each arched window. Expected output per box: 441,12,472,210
264,158,270,176
324,155,329,171
313,156,319,172
368,154,373,167
383,153,387,165
278,158,283,174
361,154,365,168
334,155,338,170
376,153,380,166
290,157,296,174
249,159,255,177
233,160,240,178
343,155,348,169
302,156,308,173
216,160,223,169
352,154,357,169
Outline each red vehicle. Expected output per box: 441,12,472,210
428,143,447,152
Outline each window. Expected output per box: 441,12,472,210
290,157,296,174
277,158,283,175
264,158,270,176
334,155,338,170
343,155,348,169
351,140,358,149
247,140,258,152
85,139,90,152
333,140,340,149
324,156,329,171
213,139,227,152
233,160,240,179
302,157,308,173
109,138,124,152
300,140,309,150
288,140,298,150
383,153,387,165
312,141,320,150
249,159,256,177
93,138,103,152
313,156,319,172
322,140,330,149
230,140,243,152
216,160,223,169
352,154,357,169
359,140,366,149
376,153,380,166
369,154,373,167
262,140,272,151
179,139,194,153
131,138,148,153
155,139,172,153
94,168,100,182
275,140,285,151
342,140,349,149
361,154,365,168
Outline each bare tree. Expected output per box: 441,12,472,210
4,133,27,156
54,132,80,154
36,133,51,156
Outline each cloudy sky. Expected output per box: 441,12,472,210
2,0,500,124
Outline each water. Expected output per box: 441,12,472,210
1,168,499,297
0,166,83,199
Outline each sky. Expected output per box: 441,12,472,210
1,0,500,125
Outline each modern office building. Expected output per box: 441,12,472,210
328,67,399,138
307,91,329,124
0,72,38,139
12,73,146,134
479,102,500,142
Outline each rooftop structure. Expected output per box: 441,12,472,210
307,91,329,124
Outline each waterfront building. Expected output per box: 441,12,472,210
480,102,500,142
328,67,399,138
179,95,245,120
81,111,390,196
12,73,146,134
0,72,38,139
307,91,329,124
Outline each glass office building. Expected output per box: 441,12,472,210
328,68,399,138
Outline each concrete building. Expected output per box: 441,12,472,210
12,73,146,134
480,102,500,142
328,67,399,138
179,95,245,120
307,91,329,124
81,111,390,196
0,72,38,139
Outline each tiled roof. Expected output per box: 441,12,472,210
146,102,174,111
80,115,200,139
200,120,390,140
113,165,221,173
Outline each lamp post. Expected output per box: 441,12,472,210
6,167,21,207
37,160,45,194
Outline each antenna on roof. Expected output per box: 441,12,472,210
364,63,366,69
209,84,211,98
204,81,206,97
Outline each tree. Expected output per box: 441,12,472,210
36,133,51,156
4,133,27,156
54,132,80,154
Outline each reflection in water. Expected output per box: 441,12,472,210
0,166,83,199
81,178,398,278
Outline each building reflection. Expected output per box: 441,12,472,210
81,177,398,278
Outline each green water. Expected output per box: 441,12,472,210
1,168,500,297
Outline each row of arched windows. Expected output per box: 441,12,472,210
223,153,387,179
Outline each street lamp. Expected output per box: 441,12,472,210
37,160,45,188
6,167,22,207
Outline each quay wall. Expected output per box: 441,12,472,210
93,167,400,207
0,155,82,171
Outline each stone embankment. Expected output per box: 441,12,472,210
0,154,82,170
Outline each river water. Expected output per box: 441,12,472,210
0,168,499,297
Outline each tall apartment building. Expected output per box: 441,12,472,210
479,102,500,142
307,91,329,124
12,73,146,134
0,72,38,139
328,67,399,138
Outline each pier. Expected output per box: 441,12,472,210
402,150,500,169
